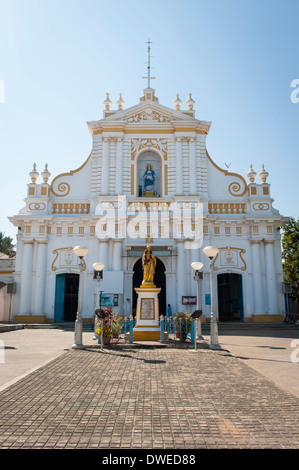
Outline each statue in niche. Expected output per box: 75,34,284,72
143,164,155,192
141,246,156,286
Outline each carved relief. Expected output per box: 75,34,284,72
127,108,172,123
28,203,46,211
213,247,246,271
253,203,270,211
51,247,86,271
131,138,168,160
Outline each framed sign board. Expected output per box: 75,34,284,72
100,294,119,307
182,296,197,305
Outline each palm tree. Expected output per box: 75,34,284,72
0,232,15,257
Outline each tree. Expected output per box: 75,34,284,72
0,232,15,257
282,217,299,302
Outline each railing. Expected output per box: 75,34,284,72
93,314,198,346
52,202,90,214
208,202,246,214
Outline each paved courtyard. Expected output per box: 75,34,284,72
0,326,298,449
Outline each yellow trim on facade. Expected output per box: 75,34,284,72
206,150,248,197
50,151,92,197
13,315,49,324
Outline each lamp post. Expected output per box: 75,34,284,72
203,246,220,349
92,262,105,344
191,261,204,343
72,245,89,349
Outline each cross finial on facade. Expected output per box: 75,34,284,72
142,38,155,88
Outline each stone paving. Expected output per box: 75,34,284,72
0,342,298,449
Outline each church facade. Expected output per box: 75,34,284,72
9,86,287,323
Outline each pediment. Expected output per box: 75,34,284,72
101,101,198,124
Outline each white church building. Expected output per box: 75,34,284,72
8,84,287,324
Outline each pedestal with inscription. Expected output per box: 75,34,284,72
128,285,167,341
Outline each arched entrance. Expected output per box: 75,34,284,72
217,273,244,321
54,273,79,321
132,258,166,316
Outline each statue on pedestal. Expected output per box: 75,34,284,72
143,164,155,193
141,245,156,286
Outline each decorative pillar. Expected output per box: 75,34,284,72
19,240,34,315
176,240,186,311
101,137,110,194
112,240,123,271
264,241,278,314
98,240,109,270
175,137,183,195
251,241,264,315
115,137,123,194
189,137,197,194
32,241,48,315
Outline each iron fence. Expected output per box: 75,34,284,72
93,314,197,345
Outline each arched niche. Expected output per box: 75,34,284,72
137,150,162,197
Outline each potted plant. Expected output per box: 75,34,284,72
111,313,124,338
173,311,192,341
95,307,113,344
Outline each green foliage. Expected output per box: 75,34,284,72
0,232,15,257
282,217,299,302
173,311,192,333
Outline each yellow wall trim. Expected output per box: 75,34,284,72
13,315,49,324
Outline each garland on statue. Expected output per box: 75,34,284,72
143,248,152,264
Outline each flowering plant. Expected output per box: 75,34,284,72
95,307,113,338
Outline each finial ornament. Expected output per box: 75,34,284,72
186,93,195,110
116,93,125,110
247,164,257,183
258,164,269,183
173,93,183,110
41,163,51,183
103,93,112,110
29,163,39,183
142,39,155,89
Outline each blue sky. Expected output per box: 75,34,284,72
0,0,298,243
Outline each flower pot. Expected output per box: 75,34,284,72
175,332,186,342
97,336,111,345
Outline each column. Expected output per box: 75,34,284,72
175,137,183,194
115,137,123,194
19,240,34,315
32,241,48,315
189,137,197,194
176,240,186,312
101,137,110,194
124,271,133,316
264,241,278,314
98,240,109,270
198,133,208,196
251,241,264,314
112,240,123,271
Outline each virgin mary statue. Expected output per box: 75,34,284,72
141,246,156,286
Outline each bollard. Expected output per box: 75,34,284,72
166,317,170,341
124,317,128,342
129,315,133,344
160,315,164,343
191,320,195,344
